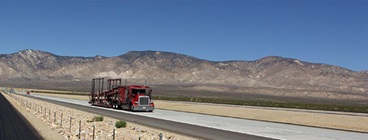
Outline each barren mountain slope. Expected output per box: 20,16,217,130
1,49,367,101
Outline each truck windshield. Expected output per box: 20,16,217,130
132,89,147,95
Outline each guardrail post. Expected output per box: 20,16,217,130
78,120,81,140
159,133,163,140
69,117,72,132
54,112,56,123
112,129,115,140
92,125,95,140
60,113,63,127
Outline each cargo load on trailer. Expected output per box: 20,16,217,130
89,78,154,112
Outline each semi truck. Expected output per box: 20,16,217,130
89,78,154,112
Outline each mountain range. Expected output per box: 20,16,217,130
1,49,367,103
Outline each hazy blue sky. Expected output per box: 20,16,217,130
1,0,367,71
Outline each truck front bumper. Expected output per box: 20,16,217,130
132,106,154,111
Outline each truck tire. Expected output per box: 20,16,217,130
130,104,134,112
117,102,121,109
112,102,116,109
114,102,118,109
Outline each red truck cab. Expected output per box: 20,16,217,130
117,85,154,111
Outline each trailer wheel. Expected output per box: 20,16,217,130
114,102,118,109
112,102,116,109
116,102,119,109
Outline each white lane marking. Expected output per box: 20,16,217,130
266,127,303,134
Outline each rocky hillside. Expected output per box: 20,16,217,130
0,49,105,80
1,49,367,100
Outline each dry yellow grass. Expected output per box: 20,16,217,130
156,101,368,133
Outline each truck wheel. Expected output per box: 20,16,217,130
130,105,134,112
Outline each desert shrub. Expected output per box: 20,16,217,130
115,120,127,128
92,116,104,122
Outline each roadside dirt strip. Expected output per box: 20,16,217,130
0,93,43,140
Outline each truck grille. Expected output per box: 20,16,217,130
139,96,150,106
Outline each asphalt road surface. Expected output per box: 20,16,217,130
14,92,368,140
21,93,272,140
0,93,43,140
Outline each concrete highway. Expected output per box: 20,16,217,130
16,92,368,140
0,93,43,140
